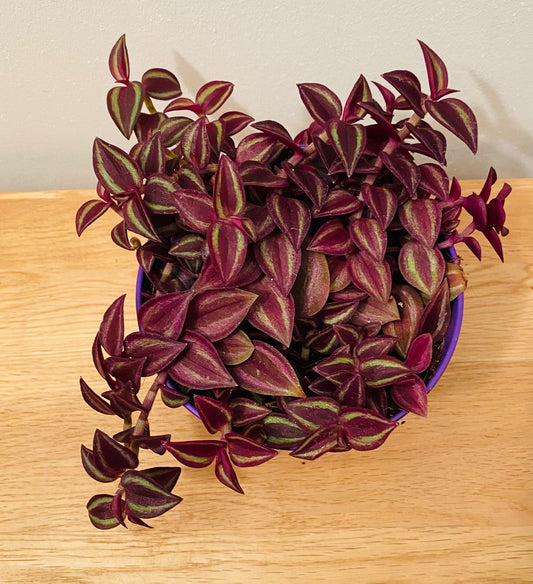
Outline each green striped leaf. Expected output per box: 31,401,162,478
290,425,341,460
81,445,117,482
390,375,428,417
426,98,478,153
107,81,144,139
284,397,340,432
381,70,424,116
399,199,441,248
245,276,295,347
175,189,214,233
138,290,193,339
297,83,342,126
215,449,244,494
123,331,187,376
229,397,271,427
79,377,114,416
98,294,125,357
347,251,392,303
349,217,387,261
418,163,449,201
343,75,372,122
144,174,180,214
142,68,182,100
213,154,246,218
267,192,311,250
75,199,111,236
168,329,236,390
87,494,121,530
398,240,445,297
313,345,354,380
158,116,193,147
142,467,182,492
418,40,453,100
235,133,278,164
108,34,129,83
254,230,301,296
419,279,451,342
196,80,234,115
339,408,397,451
207,220,248,284
230,340,305,397
380,150,420,198
187,288,258,342
282,162,328,208
122,196,160,241
360,356,411,388
218,111,254,136
194,395,232,434
306,218,354,256
169,233,205,260
326,120,366,177
163,439,225,468
93,138,143,195
180,117,211,168
319,300,359,326
136,132,165,177
214,329,255,366
292,250,330,318
226,433,277,467
92,429,139,476
121,470,182,519
360,184,398,229
263,413,307,448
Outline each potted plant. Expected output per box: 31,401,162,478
77,35,511,529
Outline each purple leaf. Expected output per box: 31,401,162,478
93,138,143,195
75,199,111,236
111,220,132,250
159,116,194,147
355,336,398,359
108,34,129,83
381,70,424,116
319,300,359,326
163,439,225,468
390,375,428,417
335,375,366,408
180,117,211,168
207,220,248,284
160,384,189,408
426,98,478,153
399,198,441,248
282,162,328,208
168,329,235,390
347,251,392,303
80,377,114,415
142,466,182,493
230,340,305,397
215,449,244,494
418,40,454,100
98,295,125,357
196,81,234,115
174,189,214,233
239,161,289,188
418,163,449,201
194,395,232,434
419,279,451,342
107,81,144,139
137,133,166,177
339,408,397,451
380,150,420,197
251,119,303,153
123,332,187,376
138,290,193,339
254,230,301,296
307,219,354,256
134,112,166,142
349,217,387,261
121,470,182,520
305,326,339,354
290,425,341,460
169,233,205,260
326,120,366,177
214,329,255,366
142,68,182,100
122,196,161,242
351,296,400,327
263,413,308,448
284,397,340,432
297,83,342,126
382,284,425,359
343,75,372,122
229,397,271,427
404,333,433,373
187,288,258,342
235,133,278,164
267,192,311,250
327,256,351,292
92,429,139,476
164,96,204,116
218,111,254,136
313,345,354,381
226,433,278,467
144,174,180,214
87,494,121,530
361,356,411,388
292,250,330,318
312,187,363,218
406,123,447,165
398,240,445,297
245,276,295,347
360,184,398,229
213,154,246,219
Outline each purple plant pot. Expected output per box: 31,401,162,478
135,247,464,424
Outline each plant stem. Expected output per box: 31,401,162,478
129,371,167,453
144,96,157,115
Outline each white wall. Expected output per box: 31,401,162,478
1,0,532,192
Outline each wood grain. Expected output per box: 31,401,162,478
1,180,532,583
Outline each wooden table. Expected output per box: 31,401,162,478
1,179,532,583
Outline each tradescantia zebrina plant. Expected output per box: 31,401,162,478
77,35,511,529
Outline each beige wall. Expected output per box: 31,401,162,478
1,0,532,191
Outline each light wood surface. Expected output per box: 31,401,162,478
1,179,532,583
